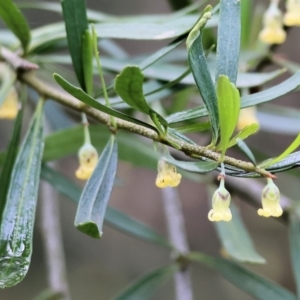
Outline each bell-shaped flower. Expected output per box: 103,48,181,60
208,178,232,222
0,87,19,119
155,159,182,188
258,178,283,217
236,106,260,131
259,1,286,44
75,143,99,180
283,0,300,26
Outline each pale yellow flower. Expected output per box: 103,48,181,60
155,159,182,188
258,178,283,217
0,87,18,119
259,1,286,44
75,143,98,180
236,106,260,131
283,0,300,26
208,178,232,222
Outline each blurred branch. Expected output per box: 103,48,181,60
161,188,193,300
39,122,70,300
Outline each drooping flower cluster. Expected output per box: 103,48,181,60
259,1,286,44
208,177,232,222
155,159,182,188
75,143,99,180
258,178,283,217
0,87,19,119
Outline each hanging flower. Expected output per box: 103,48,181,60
283,0,300,26
0,87,19,119
208,178,232,222
236,106,260,131
259,1,286,44
258,178,283,217
155,159,182,188
75,143,99,180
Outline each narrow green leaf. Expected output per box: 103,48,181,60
225,123,259,149
241,0,252,49
190,253,297,300
41,165,172,248
217,75,240,160
259,133,300,168
114,265,178,300
0,0,31,52
186,6,219,143
114,66,168,133
0,100,44,288
166,72,300,124
289,209,300,299
215,0,241,83
237,139,257,165
164,155,218,173
82,29,94,95
53,73,158,132
214,201,265,263
265,151,300,173
0,92,24,225
176,121,211,133
61,0,88,90
75,136,118,238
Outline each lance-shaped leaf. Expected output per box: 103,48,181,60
53,73,158,132
289,209,300,298
217,75,240,160
213,201,265,263
190,252,297,300
61,0,88,90
0,0,31,52
237,139,256,165
186,6,219,143
75,136,118,238
82,29,94,95
0,95,24,224
163,155,218,173
41,165,173,248
114,265,178,300
215,0,241,83
0,100,44,288
114,66,168,134
259,133,300,168
265,151,300,173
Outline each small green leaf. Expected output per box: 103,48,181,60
0,100,44,288
186,6,219,143
213,201,265,263
114,265,178,300
190,252,297,300
61,0,88,90
75,136,118,238
217,75,240,160
237,139,257,165
176,121,211,133
164,155,218,173
259,133,300,168
82,29,94,95
41,165,172,248
241,0,252,49
114,66,168,133
265,151,300,173
0,0,31,52
289,209,300,298
53,73,158,132
215,0,241,84
225,123,259,149
0,93,24,224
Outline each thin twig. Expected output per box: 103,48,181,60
161,188,193,300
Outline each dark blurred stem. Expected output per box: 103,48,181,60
39,123,70,300
167,0,191,10
161,188,193,300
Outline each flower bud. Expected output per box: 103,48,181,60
236,107,260,131
208,178,232,222
155,159,182,188
258,178,283,217
0,87,19,119
283,0,300,26
259,1,286,44
75,143,99,180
